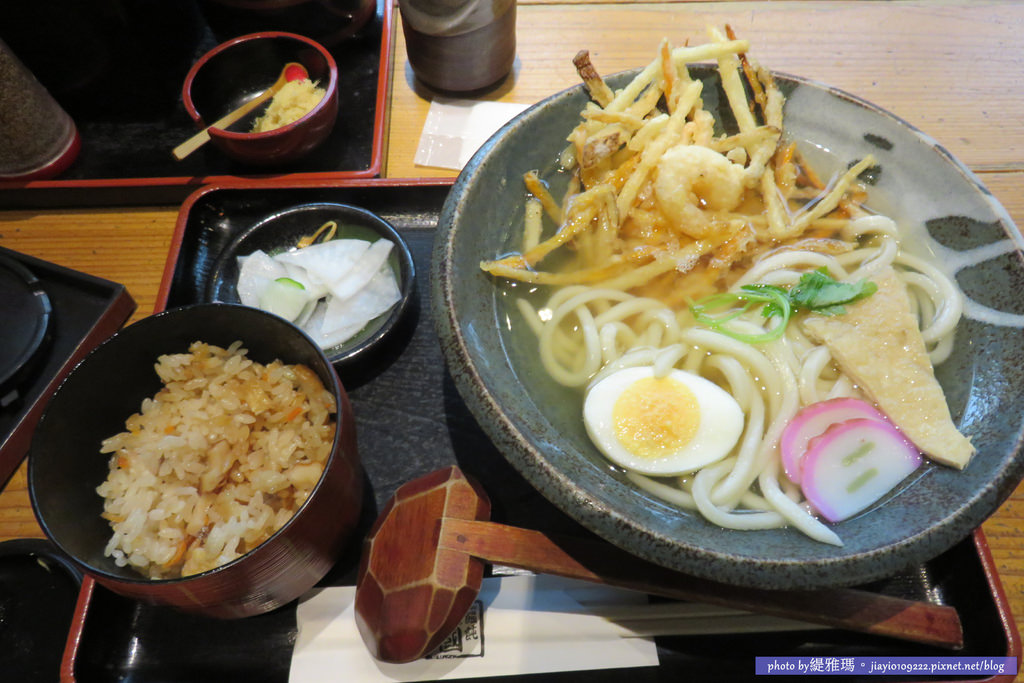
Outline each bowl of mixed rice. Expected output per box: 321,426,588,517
28,303,362,618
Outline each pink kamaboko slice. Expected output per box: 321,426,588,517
779,398,890,484
801,418,923,523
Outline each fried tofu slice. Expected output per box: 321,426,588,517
801,266,975,469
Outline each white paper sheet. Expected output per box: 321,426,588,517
414,98,530,171
289,574,660,681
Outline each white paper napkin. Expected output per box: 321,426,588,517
289,574,660,681
414,98,530,171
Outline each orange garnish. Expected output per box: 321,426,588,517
163,537,192,568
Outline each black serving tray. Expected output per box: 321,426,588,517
0,1,392,209
0,246,136,489
64,181,1020,682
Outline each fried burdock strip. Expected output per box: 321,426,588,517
483,31,875,309
727,23,767,117
523,170,564,224
573,50,615,107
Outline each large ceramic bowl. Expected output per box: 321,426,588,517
432,65,1024,590
29,303,363,617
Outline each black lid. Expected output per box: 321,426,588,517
0,252,52,408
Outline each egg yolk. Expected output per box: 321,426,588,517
612,376,700,459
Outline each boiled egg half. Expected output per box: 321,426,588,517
583,366,745,476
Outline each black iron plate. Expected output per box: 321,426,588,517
0,246,136,488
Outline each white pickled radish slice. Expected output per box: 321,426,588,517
293,297,319,328
779,398,889,484
275,239,370,291
324,238,394,301
315,263,402,348
236,250,288,307
801,418,923,523
280,261,328,299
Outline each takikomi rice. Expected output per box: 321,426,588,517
97,341,336,579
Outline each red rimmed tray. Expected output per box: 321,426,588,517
0,2,392,210
62,180,1021,682
61,531,1019,683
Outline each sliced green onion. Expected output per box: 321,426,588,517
690,288,791,344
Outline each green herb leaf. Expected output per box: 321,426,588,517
788,267,877,316
689,268,877,343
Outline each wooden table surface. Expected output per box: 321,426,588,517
2,0,1022,676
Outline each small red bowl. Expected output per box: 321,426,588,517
28,303,363,618
182,32,339,166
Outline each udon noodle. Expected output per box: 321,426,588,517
480,29,967,545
